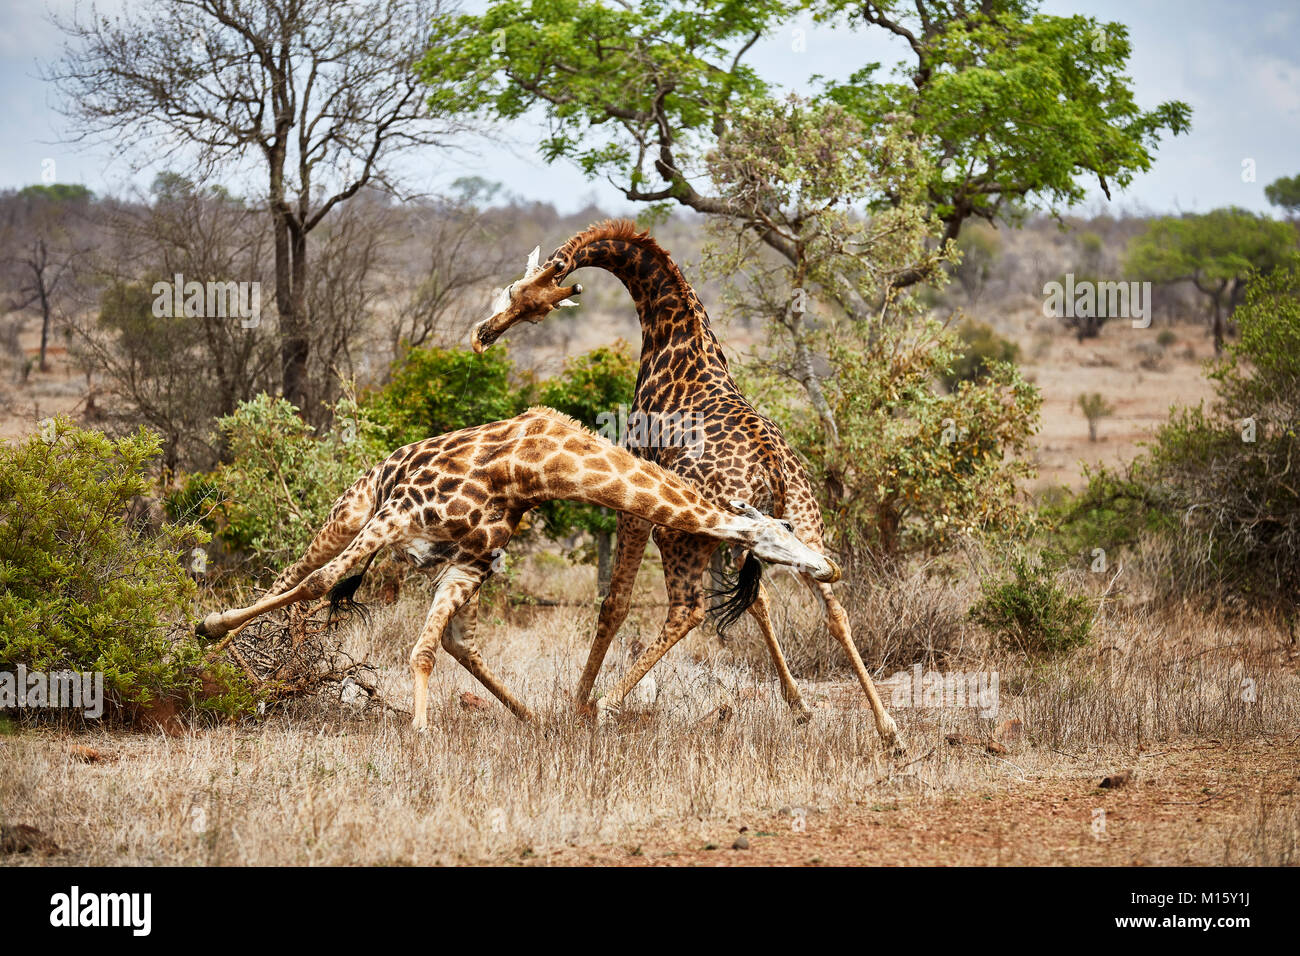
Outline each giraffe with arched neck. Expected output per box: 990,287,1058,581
195,406,838,730
472,220,906,755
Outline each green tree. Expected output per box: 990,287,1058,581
536,343,638,593
420,0,1188,290
1077,392,1114,442
1265,173,1300,218
822,1,1189,271
1125,207,1296,353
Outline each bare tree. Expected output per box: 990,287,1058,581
47,0,467,411
1,186,93,375
387,182,516,359
77,175,278,471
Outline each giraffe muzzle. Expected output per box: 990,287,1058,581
471,319,502,353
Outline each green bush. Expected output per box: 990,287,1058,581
206,393,388,576
0,419,250,715
970,554,1094,656
1066,253,1300,605
364,346,533,448
943,320,1019,389
771,319,1040,562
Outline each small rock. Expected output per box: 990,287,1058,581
1099,770,1133,789
732,835,750,850
459,691,491,711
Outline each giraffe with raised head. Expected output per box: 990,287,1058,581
471,220,905,755
195,406,838,730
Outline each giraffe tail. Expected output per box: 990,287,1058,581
325,550,379,625
707,552,764,634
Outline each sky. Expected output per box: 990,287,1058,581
1,0,1297,216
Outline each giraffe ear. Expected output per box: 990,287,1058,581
488,284,512,316
525,246,541,276
557,298,579,308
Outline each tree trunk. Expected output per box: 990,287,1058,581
37,290,52,373
281,229,311,413
1211,291,1225,356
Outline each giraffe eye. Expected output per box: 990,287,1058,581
780,521,794,532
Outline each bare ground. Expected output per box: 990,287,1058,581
2,560,1296,867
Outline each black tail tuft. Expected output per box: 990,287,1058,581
326,553,377,626
707,552,764,634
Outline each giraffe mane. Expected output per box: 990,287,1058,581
555,219,694,292
524,405,600,438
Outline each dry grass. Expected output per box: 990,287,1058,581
2,556,1297,866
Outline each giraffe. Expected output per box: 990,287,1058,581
471,221,906,755
195,406,839,731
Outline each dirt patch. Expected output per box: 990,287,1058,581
532,738,1300,866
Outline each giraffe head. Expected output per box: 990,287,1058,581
727,501,841,583
472,246,582,353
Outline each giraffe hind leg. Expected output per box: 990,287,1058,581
197,513,396,640
438,589,536,723
262,473,377,599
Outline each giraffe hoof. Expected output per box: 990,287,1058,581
195,613,228,640
790,701,814,725
886,733,908,760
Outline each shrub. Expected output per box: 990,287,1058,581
364,345,532,448
206,393,388,575
970,555,1094,656
774,319,1041,562
943,320,1019,389
1070,253,1300,606
0,419,250,715
1077,392,1115,441
1156,329,1177,348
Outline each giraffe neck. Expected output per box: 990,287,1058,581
555,237,739,405
519,423,751,544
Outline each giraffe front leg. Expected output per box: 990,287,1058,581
747,582,813,724
409,565,483,732
576,514,651,708
596,536,709,726
806,576,906,757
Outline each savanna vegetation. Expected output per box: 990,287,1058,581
1,0,1298,866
